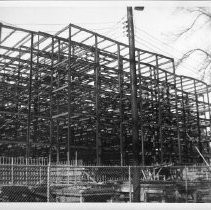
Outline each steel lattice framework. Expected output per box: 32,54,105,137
0,22,211,165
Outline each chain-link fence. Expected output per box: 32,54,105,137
0,164,48,202
0,163,211,203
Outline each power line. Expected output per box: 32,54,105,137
101,15,126,37
135,39,155,52
135,30,178,57
118,19,198,77
135,36,199,77
135,27,186,60
135,26,199,71
135,35,175,58
135,27,178,52
134,31,199,75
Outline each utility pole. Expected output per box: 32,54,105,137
0,23,2,43
127,6,144,202
127,6,139,165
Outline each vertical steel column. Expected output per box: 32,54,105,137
34,35,40,145
58,39,61,62
94,35,101,165
155,56,163,163
180,76,188,162
194,80,202,153
15,48,21,142
67,25,72,163
202,94,208,137
186,92,194,159
149,67,156,163
153,67,159,162
49,37,54,163
117,44,124,166
56,78,60,163
26,33,34,159
127,7,140,202
201,93,210,156
165,73,171,116
56,39,61,163
0,23,2,43
206,85,211,154
156,55,163,163
137,51,144,165
172,60,181,164
165,72,173,160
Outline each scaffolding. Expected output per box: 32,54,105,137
0,22,211,165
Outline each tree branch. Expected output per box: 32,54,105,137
175,7,211,39
187,7,211,19
175,13,204,38
176,48,211,67
173,7,211,83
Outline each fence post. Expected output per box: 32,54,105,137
206,167,208,180
68,166,70,185
129,166,132,202
11,157,14,184
26,157,28,185
47,162,50,202
39,166,42,184
185,166,188,203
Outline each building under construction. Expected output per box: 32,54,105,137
0,22,211,166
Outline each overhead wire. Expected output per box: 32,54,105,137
134,30,199,77
98,15,127,37
135,26,199,68
135,38,199,77
135,26,200,70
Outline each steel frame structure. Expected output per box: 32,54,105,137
0,22,211,165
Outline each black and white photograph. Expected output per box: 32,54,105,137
0,0,211,205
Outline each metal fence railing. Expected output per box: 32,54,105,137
0,163,211,202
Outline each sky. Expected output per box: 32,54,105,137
0,1,211,83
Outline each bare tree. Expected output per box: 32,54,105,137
174,7,211,82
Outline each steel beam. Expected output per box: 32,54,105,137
26,33,33,158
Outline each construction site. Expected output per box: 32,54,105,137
0,7,211,202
